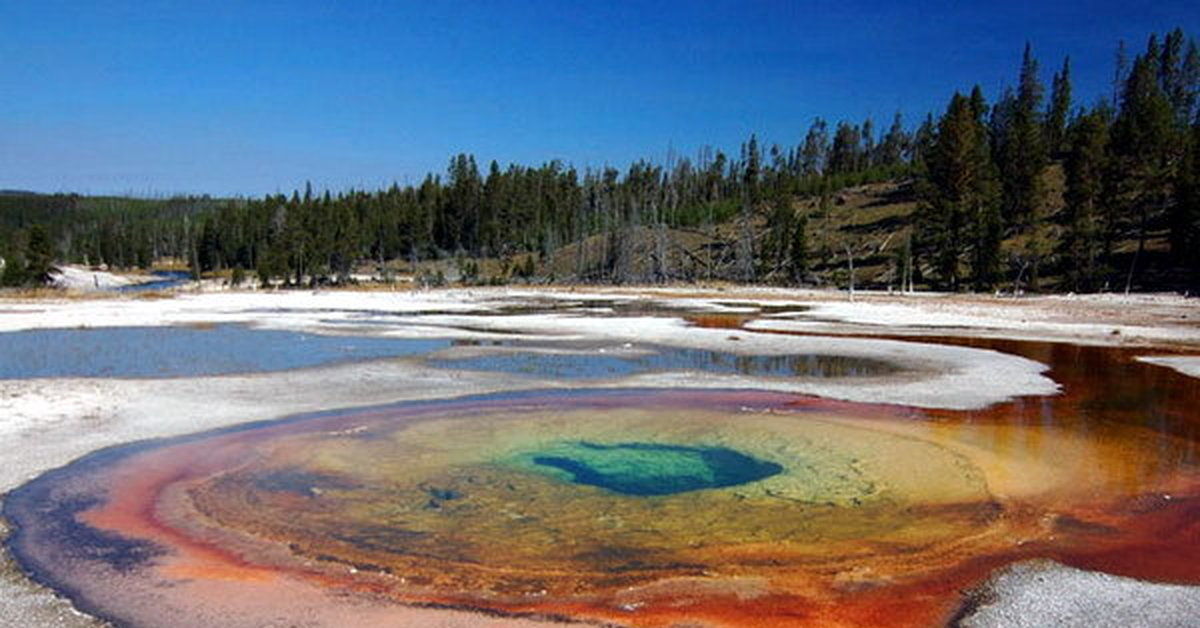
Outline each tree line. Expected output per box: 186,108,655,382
2,121,912,287
2,28,1197,292
914,29,1199,293
0,194,218,286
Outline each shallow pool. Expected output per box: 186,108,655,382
0,324,451,378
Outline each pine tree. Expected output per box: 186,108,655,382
878,112,908,168
1171,122,1200,290
1063,108,1110,291
800,118,829,175
442,153,482,254
1046,57,1073,156
1158,28,1199,126
829,122,862,175
737,135,761,282
967,86,1004,290
1114,39,1130,108
189,238,202,282
1110,39,1177,290
917,90,1001,290
1000,43,1048,231
860,117,876,169
762,192,792,278
25,225,56,285
789,211,809,284
989,87,1016,162
909,114,936,167
1180,40,1200,124
1,236,27,287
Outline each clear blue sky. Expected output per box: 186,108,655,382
1,1,1197,197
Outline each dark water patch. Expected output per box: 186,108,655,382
528,441,783,496
308,298,738,322
4,468,166,576
432,345,898,379
451,339,510,347
0,324,452,379
486,298,702,317
114,270,192,293
1052,515,1120,536
319,318,541,339
419,484,464,501
711,301,812,315
18,493,164,573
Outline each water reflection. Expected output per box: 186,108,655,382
306,298,810,325
432,344,897,379
918,337,1200,471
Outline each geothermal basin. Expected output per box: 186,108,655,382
1,288,1198,627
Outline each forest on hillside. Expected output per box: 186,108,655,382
2,29,1198,293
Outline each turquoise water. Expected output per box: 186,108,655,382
0,324,451,379
524,441,784,496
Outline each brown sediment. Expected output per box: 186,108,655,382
685,313,756,329
768,330,1200,586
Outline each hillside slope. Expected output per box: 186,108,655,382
529,170,1187,294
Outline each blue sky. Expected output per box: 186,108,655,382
1,1,1197,197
